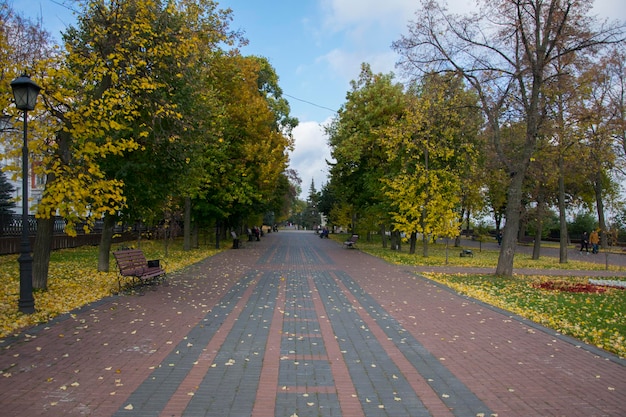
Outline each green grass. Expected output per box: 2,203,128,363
331,233,626,358
423,273,625,357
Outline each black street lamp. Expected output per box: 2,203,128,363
10,74,41,314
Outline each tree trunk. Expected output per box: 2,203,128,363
421,232,429,257
32,216,54,290
495,170,525,276
532,194,544,260
495,213,502,234
184,196,191,251
593,172,608,249
391,230,401,251
517,205,528,243
380,224,387,249
164,222,170,257
532,221,542,260
192,221,199,249
558,154,569,263
409,232,416,254
135,222,143,248
215,220,220,249
456,208,465,248
98,213,116,272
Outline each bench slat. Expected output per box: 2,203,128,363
343,234,359,248
113,249,166,291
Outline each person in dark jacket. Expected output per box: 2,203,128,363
580,231,589,253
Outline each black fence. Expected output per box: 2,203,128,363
0,214,132,255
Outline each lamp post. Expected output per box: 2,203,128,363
10,74,41,314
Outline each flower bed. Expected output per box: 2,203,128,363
532,281,608,293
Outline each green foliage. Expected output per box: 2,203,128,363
197,53,295,227
525,207,560,239
0,170,15,215
380,73,480,245
429,273,626,357
24,0,296,234
569,212,597,238
326,63,406,228
300,179,321,229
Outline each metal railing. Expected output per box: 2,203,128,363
0,214,132,255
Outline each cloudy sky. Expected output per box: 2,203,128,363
13,0,626,198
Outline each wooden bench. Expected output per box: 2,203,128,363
343,234,359,248
113,249,166,291
460,249,474,257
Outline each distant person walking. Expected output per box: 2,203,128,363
580,231,589,253
589,229,600,254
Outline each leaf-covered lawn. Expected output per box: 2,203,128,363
0,240,221,338
343,235,626,358
425,273,626,357
360,239,625,271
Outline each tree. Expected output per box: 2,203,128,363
609,47,626,172
604,46,626,249
480,127,509,236
53,0,241,267
301,179,321,230
326,63,406,237
0,170,15,214
197,54,295,236
394,0,624,275
1,2,57,290
380,72,480,255
262,169,298,227
523,131,560,259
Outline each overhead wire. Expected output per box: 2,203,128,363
283,94,337,114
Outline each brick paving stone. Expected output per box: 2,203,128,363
0,230,624,417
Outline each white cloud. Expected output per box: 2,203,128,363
318,48,398,84
591,0,626,20
317,49,363,81
321,0,416,30
289,118,334,198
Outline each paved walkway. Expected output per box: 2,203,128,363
0,231,624,416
